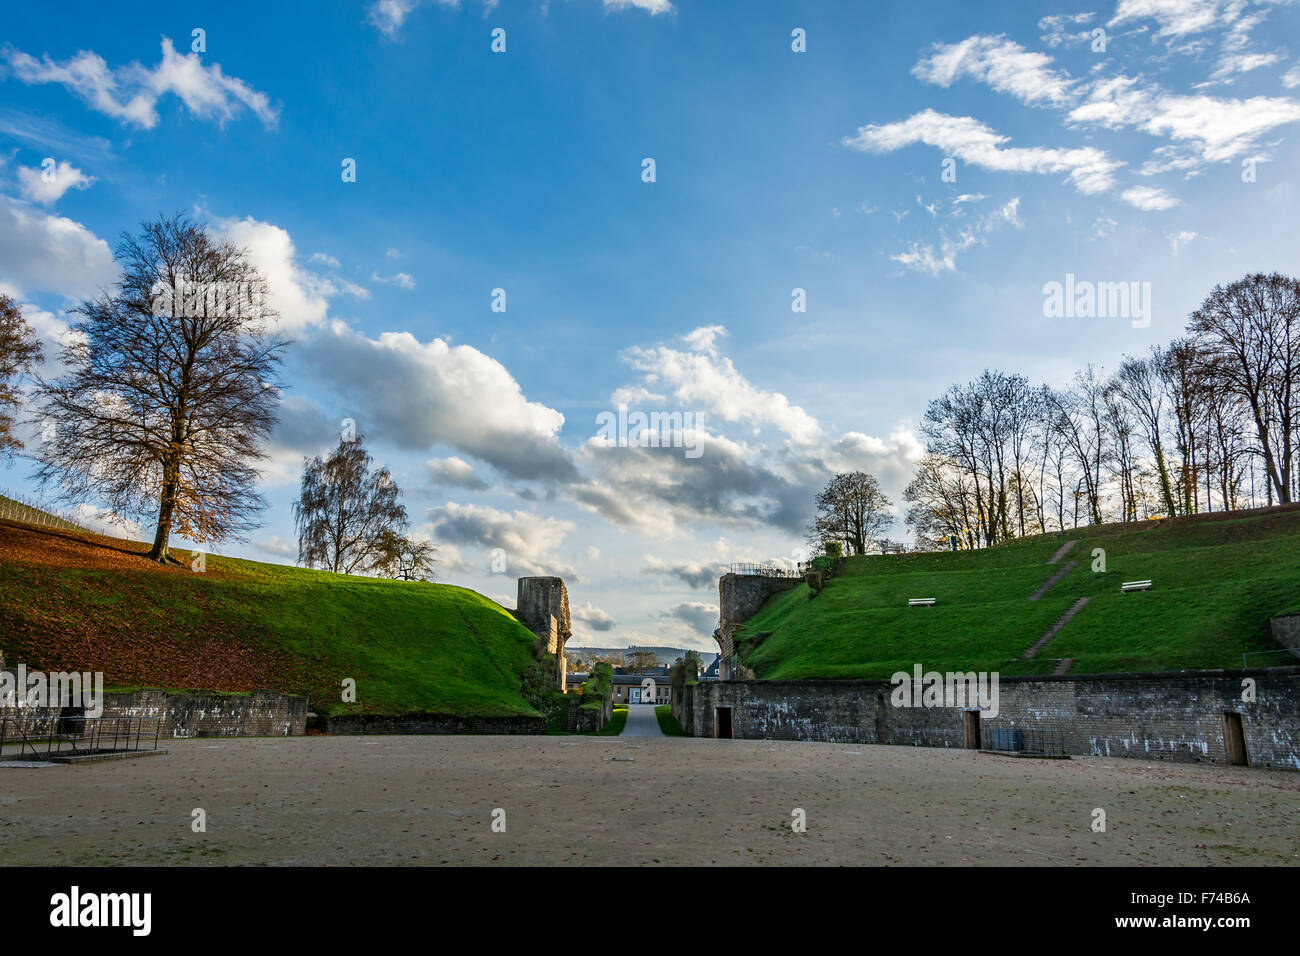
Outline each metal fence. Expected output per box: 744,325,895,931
0,715,161,759
982,725,1066,756
0,488,97,535
725,563,801,578
1242,648,1300,668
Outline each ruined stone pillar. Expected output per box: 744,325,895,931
515,576,572,691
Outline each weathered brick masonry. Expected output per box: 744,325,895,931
0,686,308,737
320,712,544,734
676,667,1300,770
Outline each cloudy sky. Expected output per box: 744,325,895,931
3,0,1299,651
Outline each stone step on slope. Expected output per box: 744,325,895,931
1022,597,1091,660
1028,560,1078,601
1047,538,1078,564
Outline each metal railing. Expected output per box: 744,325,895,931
982,725,1066,756
0,715,161,759
0,488,97,534
725,563,801,578
1242,648,1300,668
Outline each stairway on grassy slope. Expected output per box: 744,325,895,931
1028,560,1078,601
1022,597,1091,659
1047,538,1078,564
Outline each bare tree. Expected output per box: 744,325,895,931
294,435,409,575
35,214,285,561
1188,273,1299,504
378,534,438,582
1115,349,1178,517
0,295,43,457
810,471,894,556
904,453,979,550
1047,367,1107,526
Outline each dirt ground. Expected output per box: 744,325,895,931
2,735,1297,866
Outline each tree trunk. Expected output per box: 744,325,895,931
148,466,179,563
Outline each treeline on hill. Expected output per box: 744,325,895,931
905,273,1300,551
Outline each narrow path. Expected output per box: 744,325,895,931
621,703,665,737
1047,539,1078,564
1022,597,1091,660
1027,560,1078,601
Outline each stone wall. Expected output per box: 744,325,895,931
0,685,308,738
714,573,800,679
320,712,544,735
674,667,1300,770
1271,616,1300,657
516,576,572,690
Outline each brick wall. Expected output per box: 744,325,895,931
674,667,1300,770
715,572,799,678
321,712,544,734
0,684,308,738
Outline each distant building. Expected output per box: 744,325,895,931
612,668,671,705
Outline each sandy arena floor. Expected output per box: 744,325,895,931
1,735,1297,866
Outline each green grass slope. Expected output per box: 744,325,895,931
740,507,1300,680
0,521,541,718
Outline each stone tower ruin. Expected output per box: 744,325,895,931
515,576,572,691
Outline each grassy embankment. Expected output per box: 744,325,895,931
739,507,1300,680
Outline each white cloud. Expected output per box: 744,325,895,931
1109,0,1227,38
622,326,823,445
0,197,116,299
16,161,95,204
1284,64,1300,88
428,502,576,577
603,0,674,13
889,197,1022,275
218,216,331,335
1168,229,1199,253
643,556,722,589
369,0,422,37
1211,51,1282,81
846,109,1123,195
912,35,1078,108
427,455,489,490
309,252,340,268
4,38,278,130
1122,185,1182,209
573,601,616,632
1038,12,1097,48
1073,81,1300,166
302,321,576,481
372,270,415,290
256,535,298,559
662,601,719,632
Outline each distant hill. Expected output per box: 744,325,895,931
567,645,718,668
739,506,1300,680
0,519,542,718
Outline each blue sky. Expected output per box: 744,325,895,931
3,0,1299,650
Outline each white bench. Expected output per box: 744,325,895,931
908,598,936,607
1120,580,1152,592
